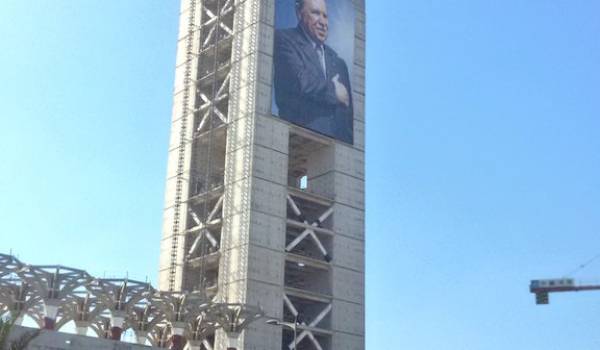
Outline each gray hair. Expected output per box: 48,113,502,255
295,0,305,10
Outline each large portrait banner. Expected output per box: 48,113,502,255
272,0,355,144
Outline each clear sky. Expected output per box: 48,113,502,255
1,1,599,349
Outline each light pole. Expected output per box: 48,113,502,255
266,314,299,350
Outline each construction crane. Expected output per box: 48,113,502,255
530,278,600,305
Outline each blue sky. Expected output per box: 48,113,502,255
1,1,599,349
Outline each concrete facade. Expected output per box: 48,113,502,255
158,0,365,349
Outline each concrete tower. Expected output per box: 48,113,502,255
159,0,365,349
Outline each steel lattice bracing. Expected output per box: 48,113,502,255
160,0,234,295
283,176,335,350
159,1,237,349
0,254,262,349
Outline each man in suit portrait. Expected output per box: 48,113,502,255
273,0,354,144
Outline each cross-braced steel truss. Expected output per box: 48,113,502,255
282,190,335,350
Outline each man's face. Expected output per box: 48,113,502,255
297,0,328,45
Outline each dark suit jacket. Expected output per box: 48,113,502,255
274,26,353,144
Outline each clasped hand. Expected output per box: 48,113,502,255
332,74,349,107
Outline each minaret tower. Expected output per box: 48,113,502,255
159,0,365,349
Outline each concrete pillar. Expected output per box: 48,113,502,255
74,321,89,336
225,332,241,350
109,311,126,340
170,322,186,350
187,340,202,350
43,301,60,330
